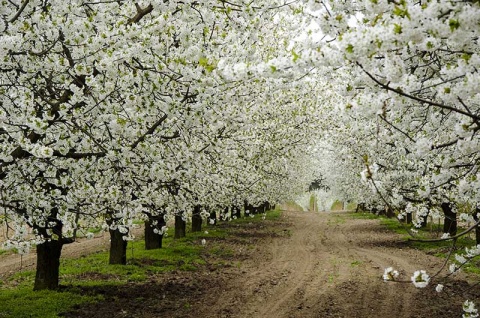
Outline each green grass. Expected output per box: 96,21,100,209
280,201,304,211
347,211,479,264
330,200,344,211
0,208,283,317
350,260,362,267
328,213,346,225
0,287,102,318
345,202,357,211
309,195,318,211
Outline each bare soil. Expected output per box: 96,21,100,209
3,210,479,317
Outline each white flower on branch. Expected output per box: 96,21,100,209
382,267,399,281
411,270,429,288
463,300,479,318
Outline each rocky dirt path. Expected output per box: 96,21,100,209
201,209,473,318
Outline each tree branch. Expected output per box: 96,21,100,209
9,0,30,23
356,62,480,122
127,3,153,25
130,113,168,149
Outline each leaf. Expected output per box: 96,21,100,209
199,57,216,72
291,49,300,62
449,19,460,32
393,24,402,34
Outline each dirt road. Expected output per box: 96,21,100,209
198,210,473,318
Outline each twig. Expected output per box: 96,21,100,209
9,0,30,23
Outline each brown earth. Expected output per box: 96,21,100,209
3,210,479,317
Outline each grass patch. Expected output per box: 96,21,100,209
346,202,357,211
330,200,344,211
281,201,304,211
347,212,479,268
0,287,102,318
350,260,362,267
309,195,318,211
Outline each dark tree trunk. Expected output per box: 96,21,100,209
386,207,395,218
225,206,230,218
109,228,127,265
420,215,428,228
33,211,72,291
474,209,480,245
192,205,202,232
209,209,217,225
406,212,412,224
355,203,365,213
175,214,186,239
244,201,254,216
34,239,63,290
441,202,457,236
144,213,165,250
231,205,241,219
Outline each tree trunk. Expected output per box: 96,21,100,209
231,205,241,219
109,228,127,265
420,215,428,228
473,208,480,245
192,205,202,232
175,214,186,239
244,201,254,216
406,212,412,224
209,209,217,225
144,215,165,250
34,239,63,290
441,202,457,236
386,207,395,218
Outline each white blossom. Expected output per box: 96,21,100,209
411,270,430,288
382,267,399,281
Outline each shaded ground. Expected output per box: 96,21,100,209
4,210,479,317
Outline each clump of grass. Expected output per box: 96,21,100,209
347,212,379,220
330,200,344,211
0,287,102,318
347,212,478,266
